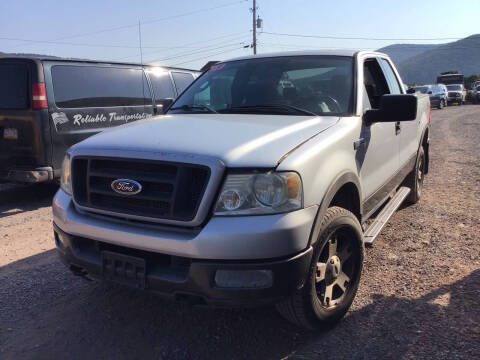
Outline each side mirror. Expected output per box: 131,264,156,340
364,94,417,123
406,88,416,94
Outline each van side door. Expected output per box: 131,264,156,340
358,57,400,216
43,62,154,172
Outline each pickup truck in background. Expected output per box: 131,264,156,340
446,83,466,105
53,50,430,330
0,57,199,183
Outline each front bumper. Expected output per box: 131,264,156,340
0,166,53,183
53,189,318,260
54,223,313,307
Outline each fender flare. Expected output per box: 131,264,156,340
419,125,430,173
307,171,362,247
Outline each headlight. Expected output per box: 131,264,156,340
214,172,302,215
60,154,72,195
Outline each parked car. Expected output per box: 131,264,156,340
473,85,480,104
0,57,199,183
413,84,447,109
53,50,430,330
446,84,466,105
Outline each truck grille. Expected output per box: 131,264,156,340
71,157,210,222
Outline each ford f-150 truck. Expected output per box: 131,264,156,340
53,50,430,329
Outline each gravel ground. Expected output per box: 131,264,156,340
0,105,479,360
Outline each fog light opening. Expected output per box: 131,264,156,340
214,269,273,289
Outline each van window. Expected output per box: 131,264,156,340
146,69,175,103
379,58,402,94
0,63,29,109
172,72,195,94
52,65,151,108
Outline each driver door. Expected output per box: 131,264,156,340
357,57,400,216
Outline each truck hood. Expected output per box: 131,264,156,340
74,114,338,167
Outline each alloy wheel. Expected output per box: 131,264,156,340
315,229,360,309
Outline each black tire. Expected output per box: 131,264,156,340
276,206,364,330
405,146,425,204
437,99,444,109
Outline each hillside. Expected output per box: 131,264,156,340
378,43,440,66
395,35,480,84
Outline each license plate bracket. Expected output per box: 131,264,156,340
102,251,146,289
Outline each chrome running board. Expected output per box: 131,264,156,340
363,186,411,246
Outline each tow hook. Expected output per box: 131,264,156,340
69,264,93,282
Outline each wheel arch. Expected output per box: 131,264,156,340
307,172,362,247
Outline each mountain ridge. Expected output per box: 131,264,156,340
379,34,480,84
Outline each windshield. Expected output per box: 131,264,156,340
414,86,430,94
168,56,354,116
446,85,462,91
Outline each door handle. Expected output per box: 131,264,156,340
395,121,401,135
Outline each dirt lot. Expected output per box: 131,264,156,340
1,105,479,360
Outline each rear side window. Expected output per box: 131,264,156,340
172,72,195,94
0,63,29,109
146,69,175,103
52,65,151,108
379,58,402,94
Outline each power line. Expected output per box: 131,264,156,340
114,32,249,61
0,36,167,49
259,42,480,52
0,32,249,52
168,46,246,67
261,31,463,41
148,42,247,63
7,0,248,50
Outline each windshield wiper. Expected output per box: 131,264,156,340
220,104,318,116
169,104,218,113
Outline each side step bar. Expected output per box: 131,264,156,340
363,186,411,246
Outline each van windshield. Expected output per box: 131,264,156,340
0,63,29,109
168,56,354,116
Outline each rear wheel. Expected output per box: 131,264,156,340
405,146,425,204
276,207,364,330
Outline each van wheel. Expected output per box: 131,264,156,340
405,146,425,204
276,207,364,330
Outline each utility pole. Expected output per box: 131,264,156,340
252,0,257,54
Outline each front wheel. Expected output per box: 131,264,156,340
276,207,364,330
438,99,444,109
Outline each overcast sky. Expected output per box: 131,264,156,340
1,0,479,69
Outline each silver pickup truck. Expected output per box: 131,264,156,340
53,50,430,329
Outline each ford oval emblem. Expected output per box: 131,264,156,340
111,179,142,196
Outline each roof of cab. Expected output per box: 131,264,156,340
223,49,387,62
